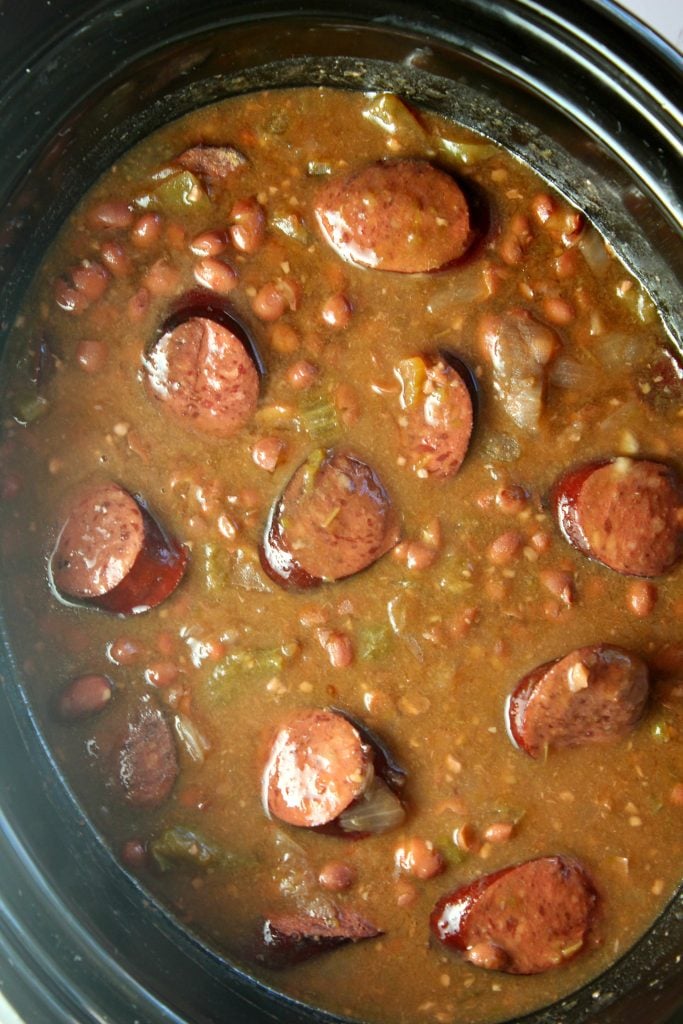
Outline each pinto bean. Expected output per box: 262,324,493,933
131,213,162,248
194,257,238,294
321,293,353,328
252,436,285,472
229,197,265,253
319,861,356,891
395,837,445,879
76,339,108,374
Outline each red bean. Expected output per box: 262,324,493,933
539,569,575,606
108,637,142,665
321,292,353,329
252,282,287,321
99,241,132,277
487,531,523,565
71,261,109,301
319,861,356,891
131,213,162,248
145,661,179,688
229,197,265,253
143,259,180,295
319,630,354,668
496,485,528,515
394,837,444,880
393,540,436,571
627,581,658,618
543,296,575,325
57,673,113,720
75,339,108,374
483,822,515,844
252,436,285,473
121,838,147,869
87,200,134,230
128,287,150,322
54,280,89,313
194,256,238,294
190,230,229,257
285,359,318,390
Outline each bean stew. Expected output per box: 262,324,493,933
0,86,682,1024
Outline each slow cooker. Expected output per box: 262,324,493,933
0,2,681,1022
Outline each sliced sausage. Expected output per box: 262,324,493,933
51,482,187,615
258,906,382,968
431,855,598,974
552,458,683,576
175,144,247,180
118,703,178,808
314,159,470,273
263,709,373,828
260,449,400,588
397,351,475,478
506,644,649,757
144,315,259,436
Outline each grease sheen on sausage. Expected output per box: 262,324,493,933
552,457,683,577
263,708,373,828
431,855,598,974
259,907,382,968
397,352,474,477
314,159,470,273
260,449,400,588
144,315,259,436
51,482,187,614
507,644,649,757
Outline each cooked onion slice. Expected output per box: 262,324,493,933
338,779,406,834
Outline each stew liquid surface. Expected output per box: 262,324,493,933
1,87,682,1024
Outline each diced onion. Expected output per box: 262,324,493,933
549,357,592,389
338,780,405,834
174,714,210,763
578,227,610,276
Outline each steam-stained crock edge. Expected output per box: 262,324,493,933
0,2,681,1023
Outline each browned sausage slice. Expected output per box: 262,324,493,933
507,644,649,757
144,316,259,436
175,144,247,180
258,906,382,967
431,855,598,974
260,449,400,588
396,352,475,477
263,709,373,828
552,458,683,576
51,482,187,615
314,160,470,273
118,704,178,808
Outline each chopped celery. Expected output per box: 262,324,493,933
358,624,392,661
651,717,674,743
146,170,210,215
12,389,49,425
150,826,233,873
270,211,310,244
362,94,426,147
300,447,326,495
433,136,498,166
396,356,427,409
204,544,272,594
208,645,295,690
296,393,340,443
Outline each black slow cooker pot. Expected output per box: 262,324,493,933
0,2,681,1022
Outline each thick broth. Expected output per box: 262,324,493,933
1,87,682,1024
